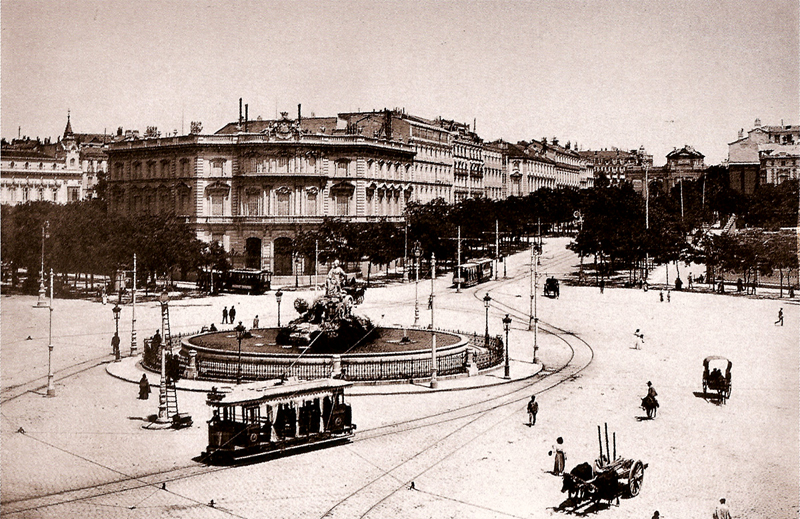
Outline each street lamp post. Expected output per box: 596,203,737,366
275,289,283,327
502,314,512,379
483,292,492,346
430,252,437,389
37,221,50,307
46,268,55,397
413,242,421,327
403,222,409,282
130,253,137,356
156,291,170,423
235,321,246,384
112,302,121,361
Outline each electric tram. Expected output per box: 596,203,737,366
204,378,355,463
453,258,494,287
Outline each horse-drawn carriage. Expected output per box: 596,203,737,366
544,277,560,298
703,356,732,402
342,274,366,304
562,457,647,508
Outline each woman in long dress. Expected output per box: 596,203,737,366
552,437,566,475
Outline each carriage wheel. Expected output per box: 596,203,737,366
628,460,645,497
725,383,731,399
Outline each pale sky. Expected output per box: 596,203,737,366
2,0,798,165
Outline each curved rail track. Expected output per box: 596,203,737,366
3,251,594,518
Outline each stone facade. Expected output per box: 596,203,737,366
728,120,800,193
0,114,109,206
106,112,415,275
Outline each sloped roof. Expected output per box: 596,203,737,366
666,145,704,159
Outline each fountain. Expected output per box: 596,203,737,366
167,260,506,383
275,260,375,353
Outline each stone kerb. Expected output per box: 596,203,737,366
169,327,492,384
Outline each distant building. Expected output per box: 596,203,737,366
728,119,799,193
482,142,506,199
577,146,652,187
435,118,483,202
665,145,705,188
0,113,111,206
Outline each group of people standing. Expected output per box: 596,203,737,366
221,305,237,324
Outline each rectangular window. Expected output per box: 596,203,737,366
307,192,317,216
179,191,190,214
211,160,224,176
336,161,348,177
210,194,224,216
276,192,290,215
336,193,350,216
245,192,259,216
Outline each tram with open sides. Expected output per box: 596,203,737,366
453,258,494,288
204,379,355,463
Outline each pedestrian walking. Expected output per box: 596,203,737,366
253,315,260,329
222,306,228,324
111,332,121,358
527,395,539,426
633,329,644,349
599,279,605,293
713,498,731,519
775,308,784,326
138,374,151,400
229,305,236,324
667,289,671,303
550,437,566,475
688,272,693,289
659,289,664,302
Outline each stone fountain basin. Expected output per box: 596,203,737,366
185,327,462,355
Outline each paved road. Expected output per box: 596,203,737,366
2,237,797,518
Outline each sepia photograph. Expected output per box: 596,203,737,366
1,1,798,518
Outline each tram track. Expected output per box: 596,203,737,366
3,249,595,518
320,272,594,518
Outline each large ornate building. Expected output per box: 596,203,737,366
0,114,109,205
664,145,705,188
577,146,652,187
106,111,416,275
728,119,799,194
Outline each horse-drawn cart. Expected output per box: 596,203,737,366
703,356,732,402
562,457,647,508
560,424,647,511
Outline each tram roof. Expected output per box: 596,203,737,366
206,378,353,407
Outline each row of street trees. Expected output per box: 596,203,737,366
1,200,228,294
2,169,795,293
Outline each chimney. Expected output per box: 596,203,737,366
239,98,243,127
298,103,302,123
245,104,249,132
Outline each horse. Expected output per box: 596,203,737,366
641,395,659,419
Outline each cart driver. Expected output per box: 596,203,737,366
710,367,723,385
